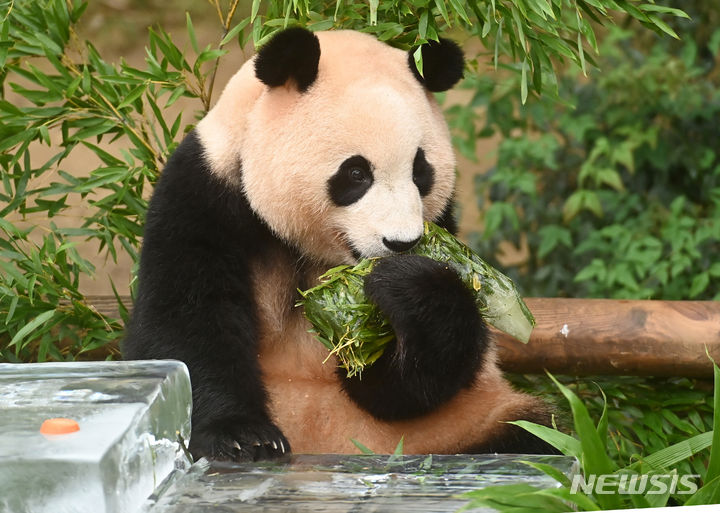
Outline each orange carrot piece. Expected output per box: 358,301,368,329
40,417,80,435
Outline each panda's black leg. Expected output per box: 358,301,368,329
126,288,291,463
340,254,488,420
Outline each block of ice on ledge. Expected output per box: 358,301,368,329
0,360,192,513
148,453,576,512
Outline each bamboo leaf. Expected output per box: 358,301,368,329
221,18,251,46
418,9,429,39
534,487,601,511
350,438,375,455
647,14,679,39
9,310,57,349
448,0,470,25
186,12,199,53
299,223,534,377
5,296,19,325
463,483,568,512
494,20,502,69
508,420,582,458
387,436,404,462
251,0,261,23
546,374,618,500
685,475,720,506
704,360,720,482
637,431,714,470
433,0,450,26
165,85,186,107
118,83,147,109
413,46,423,77
639,4,690,19
510,5,527,57
596,385,609,444
518,460,571,488
530,46,542,94
577,32,586,76
482,17,492,38
579,16,598,53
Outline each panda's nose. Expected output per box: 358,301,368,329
382,236,421,253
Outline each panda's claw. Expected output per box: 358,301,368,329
189,418,291,462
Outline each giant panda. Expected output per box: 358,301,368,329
123,27,552,461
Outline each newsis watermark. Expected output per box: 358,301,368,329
570,473,700,495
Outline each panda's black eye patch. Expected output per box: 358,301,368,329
328,156,374,206
413,148,434,197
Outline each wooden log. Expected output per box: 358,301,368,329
90,295,720,377
494,298,720,378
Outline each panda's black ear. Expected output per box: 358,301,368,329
408,38,464,92
254,27,321,92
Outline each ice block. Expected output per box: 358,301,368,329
0,360,192,513
148,453,576,512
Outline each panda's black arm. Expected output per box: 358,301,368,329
340,253,489,421
126,252,287,461
123,131,288,461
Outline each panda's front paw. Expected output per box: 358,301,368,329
189,417,290,462
364,254,482,344
364,254,486,385
342,254,487,419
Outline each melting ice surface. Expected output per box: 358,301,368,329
0,360,192,513
148,453,576,513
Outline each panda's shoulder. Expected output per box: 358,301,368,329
149,132,239,217
153,131,210,196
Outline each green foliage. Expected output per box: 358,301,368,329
463,363,720,511
243,0,687,102
532,374,715,477
462,7,720,299
0,0,225,361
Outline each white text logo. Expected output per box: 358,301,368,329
569,474,699,495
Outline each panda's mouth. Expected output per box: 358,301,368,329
348,243,362,262
343,235,396,262
347,243,394,262
331,229,363,263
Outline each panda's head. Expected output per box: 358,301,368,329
198,28,464,264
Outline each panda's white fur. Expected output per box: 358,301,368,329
124,28,552,460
